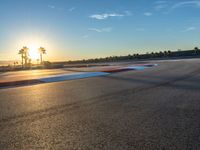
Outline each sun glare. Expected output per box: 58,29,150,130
28,44,40,60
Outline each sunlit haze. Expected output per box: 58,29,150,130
0,0,200,61
28,45,39,60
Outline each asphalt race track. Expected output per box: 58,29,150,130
0,58,200,150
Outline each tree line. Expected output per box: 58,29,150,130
67,47,200,64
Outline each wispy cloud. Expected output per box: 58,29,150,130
155,1,167,4
48,5,76,12
69,7,75,12
48,5,55,9
124,10,132,16
182,27,196,32
144,12,153,16
172,1,200,9
155,5,167,11
153,1,171,14
88,27,112,33
90,13,124,20
158,1,200,14
82,35,89,38
154,1,169,11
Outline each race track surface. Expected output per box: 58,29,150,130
0,59,200,149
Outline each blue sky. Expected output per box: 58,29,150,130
0,0,200,61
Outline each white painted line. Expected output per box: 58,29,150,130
125,64,158,70
39,72,110,83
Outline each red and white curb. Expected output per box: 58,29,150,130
0,64,157,88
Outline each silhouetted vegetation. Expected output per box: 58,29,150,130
66,48,200,64
1,47,200,72
18,46,47,69
39,47,46,64
18,46,29,68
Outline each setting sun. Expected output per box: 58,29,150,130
28,45,40,60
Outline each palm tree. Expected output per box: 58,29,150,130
18,49,24,68
38,47,46,64
194,47,199,54
13,62,17,68
18,48,25,68
23,46,29,68
18,46,29,68
36,59,40,65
